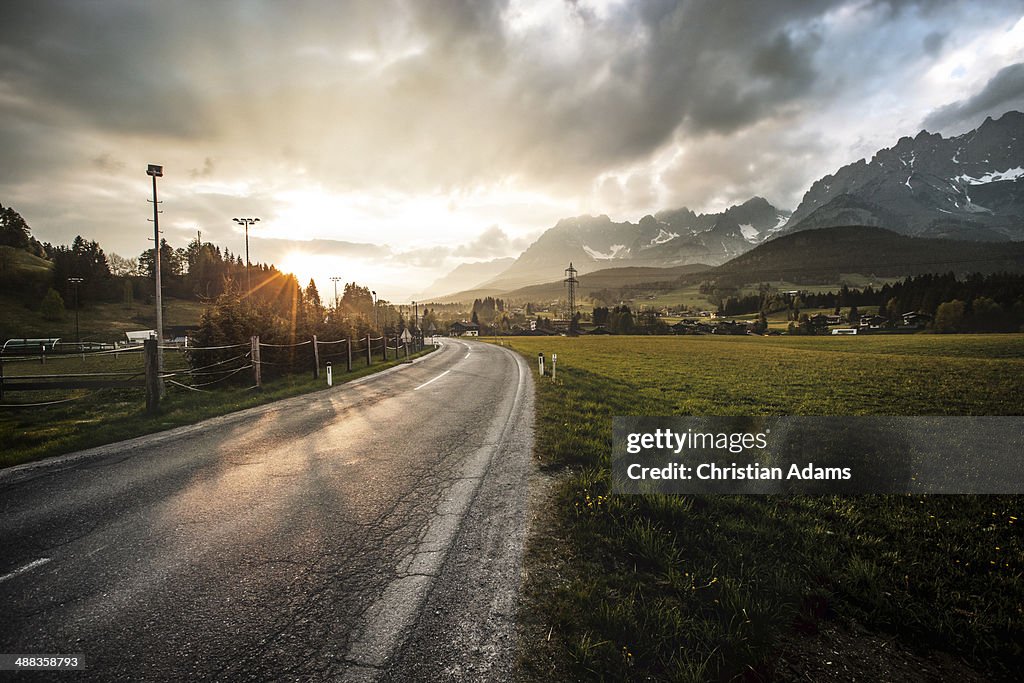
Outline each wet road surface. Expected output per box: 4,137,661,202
0,339,534,681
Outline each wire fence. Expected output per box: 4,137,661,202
0,333,429,409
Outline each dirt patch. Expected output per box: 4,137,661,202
773,620,992,683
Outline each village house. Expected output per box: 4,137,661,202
901,311,933,328
449,321,480,337
858,314,888,330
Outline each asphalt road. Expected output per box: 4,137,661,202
0,338,534,682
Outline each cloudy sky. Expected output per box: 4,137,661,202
2,0,1023,300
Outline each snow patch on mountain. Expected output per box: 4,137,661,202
583,244,628,260
739,223,759,242
649,229,679,246
956,166,1024,185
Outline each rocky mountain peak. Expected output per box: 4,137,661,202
783,110,1024,240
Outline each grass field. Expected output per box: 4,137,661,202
640,274,904,312
0,292,206,344
503,335,1024,681
0,345,435,468
0,245,52,276
637,283,715,310
735,274,905,294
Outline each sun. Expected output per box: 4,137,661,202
279,251,331,289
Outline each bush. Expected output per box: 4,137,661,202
934,299,965,333
40,288,65,321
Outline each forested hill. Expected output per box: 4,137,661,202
702,225,1024,287
0,200,438,346
1,200,302,309
0,201,316,344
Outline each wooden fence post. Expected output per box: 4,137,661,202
346,338,353,372
145,338,160,414
366,334,372,366
252,335,262,389
381,336,387,362
312,335,320,379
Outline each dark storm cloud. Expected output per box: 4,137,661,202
1,0,1022,259
0,117,72,184
923,62,1024,132
528,0,838,172
922,30,947,55
0,0,999,190
0,1,212,137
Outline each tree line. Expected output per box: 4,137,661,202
0,202,428,355
719,272,1024,332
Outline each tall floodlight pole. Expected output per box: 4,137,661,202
330,276,343,310
564,262,579,334
146,164,165,392
232,217,260,296
67,277,84,345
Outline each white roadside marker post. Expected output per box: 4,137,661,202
538,352,545,377
326,361,333,387
552,353,557,381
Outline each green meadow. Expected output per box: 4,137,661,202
503,335,1024,681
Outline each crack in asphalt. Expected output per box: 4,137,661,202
0,340,535,681
342,343,532,680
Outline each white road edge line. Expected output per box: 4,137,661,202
413,369,450,391
342,342,529,680
0,557,51,584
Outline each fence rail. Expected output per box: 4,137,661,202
1,333,428,410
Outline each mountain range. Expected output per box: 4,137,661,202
473,196,788,293
783,110,1024,241
428,110,1024,301
413,257,514,301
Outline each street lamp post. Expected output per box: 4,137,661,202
67,277,83,346
232,217,260,296
146,164,165,395
372,290,378,330
330,276,343,309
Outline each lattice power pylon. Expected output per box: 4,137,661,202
563,262,579,322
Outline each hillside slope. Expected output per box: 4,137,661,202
707,225,1024,286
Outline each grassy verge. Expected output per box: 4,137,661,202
504,335,1023,681
0,291,206,344
0,345,435,468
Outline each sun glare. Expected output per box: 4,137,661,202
276,252,331,290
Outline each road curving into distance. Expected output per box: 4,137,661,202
0,338,534,682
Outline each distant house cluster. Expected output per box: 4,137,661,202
819,311,933,335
